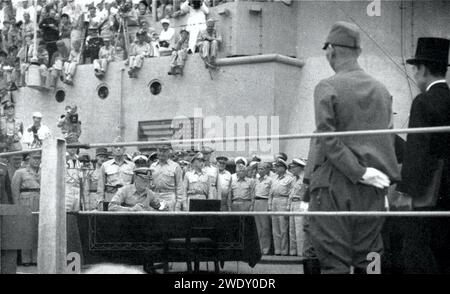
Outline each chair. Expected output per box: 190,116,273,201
164,200,221,273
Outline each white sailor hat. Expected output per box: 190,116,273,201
274,158,288,169
290,158,307,167
32,112,43,118
161,18,170,25
133,155,148,163
191,152,205,163
234,156,247,167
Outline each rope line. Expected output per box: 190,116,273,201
0,125,449,157
28,211,450,217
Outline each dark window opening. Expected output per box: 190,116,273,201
149,81,162,95
55,89,66,103
98,85,109,99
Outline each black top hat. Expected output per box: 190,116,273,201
406,37,450,66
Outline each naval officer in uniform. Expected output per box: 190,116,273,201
307,21,400,273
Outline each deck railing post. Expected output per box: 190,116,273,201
37,138,67,274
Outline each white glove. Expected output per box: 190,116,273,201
360,167,390,189
158,200,167,211
300,201,309,211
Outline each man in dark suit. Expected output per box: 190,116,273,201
397,37,450,273
307,21,401,274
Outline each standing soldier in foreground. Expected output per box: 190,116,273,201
307,21,400,274
11,152,41,265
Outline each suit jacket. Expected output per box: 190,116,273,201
308,59,401,193
397,82,450,208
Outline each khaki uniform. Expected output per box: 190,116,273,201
0,116,23,152
288,176,308,256
253,174,273,255
203,163,219,199
11,166,40,264
269,172,295,255
129,42,152,69
109,185,163,211
309,60,400,273
85,166,101,210
197,28,222,61
218,169,232,211
230,174,255,212
97,159,135,207
183,169,210,211
65,159,82,212
150,159,184,211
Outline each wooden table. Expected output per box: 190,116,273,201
75,214,262,268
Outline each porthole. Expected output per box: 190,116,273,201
98,85,109,99
148,80,162,95
55,89,66,103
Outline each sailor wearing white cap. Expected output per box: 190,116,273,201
22,112,51,149
132,154,149,168
288,158,308,256
269,158,295,255
159,18,175,48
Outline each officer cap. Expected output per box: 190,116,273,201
32,112,43,118
179,160,190,166
274,152,288,162
201,146,215,155
191,152,205,163
133,167,152,177
174,150,186,157
289,158,307,168
251,154,261,162
323,21,361,50
78,152,91,162
274,158,288,169
95,147,108,157
148,152,158,161
158,144,172,152
3,101,14,109
216,156,229,162
234,156,247,167
133,154,148,163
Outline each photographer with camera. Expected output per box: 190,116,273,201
22,112,52,149
57,104,82,143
